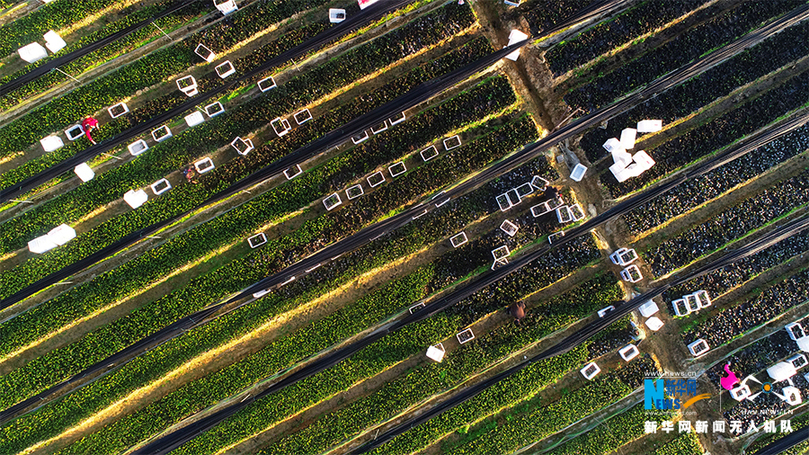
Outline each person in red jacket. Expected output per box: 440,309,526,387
82,116,99,145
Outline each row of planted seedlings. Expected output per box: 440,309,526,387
0,111,543,454
641,165,809,278
580,17,809,164
0,66,515,402
0,0,149,58
599,55,809,199
622,124,809,235
0,4,482,302
0,42,502,377
0,2,478,263
166,199,603,455
0,0,474,245
504,0,596,37
546,0,713,78
0,0,440,192
393,356,660,455
666,228,809,323
682,259,809,355
262,270,625,455
564,0,806,112
54,147,569,455
578,23,809,199
0,0,215,113
0,0,361,174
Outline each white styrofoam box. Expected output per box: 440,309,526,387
28,235,58,254
74,163,95,182
128,139,149,156
505,29,528,61
43,30,66,53
124,189,148,209
214,0,238,14
150,178,172,195
47,224,76,245
258,76,277,92
637,119,662,133
19,42,48,63
215,60,236,79
329,8,346,23
194,43,216,62
151,125,172,142
204,101,224,117
40,135,64,152
620,128,637,149
323,193,342,211
602,137,623,154
185,111,205,127
194,157,215,174
65,124,85,141
176,75,198,96
633,150,656,170
569,163,587,182
108,102,129,119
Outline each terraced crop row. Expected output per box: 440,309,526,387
0,75,516,405
0,0,338,158
623,125,809,234
416,358,657,455
604,66,809,197
0,0,134,57
0,9,483,300
565,0,805,112
644,167,809,277
262,273,621,454
0,1,212,111
684,267,809,348
581,19,809,163
665,230,809,302
547,0,710,76
0,113,541,454
55,150,566,454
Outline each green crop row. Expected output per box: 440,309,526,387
56,266,436,455
0,53,504,366
0,115,539,454
262,274,621,455
0,19,486,300
0,1,476,243
0,0,131,57
651,432,704,455
60,150,565,455
0,0,337,157
430,357,657,455
0,1,212,111
546,403,663,455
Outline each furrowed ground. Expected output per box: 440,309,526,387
2,0,809,454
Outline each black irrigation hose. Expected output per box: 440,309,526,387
0,0,201,97
352,212,809,454
0,0,416,310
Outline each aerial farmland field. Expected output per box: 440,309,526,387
1,1,809,454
